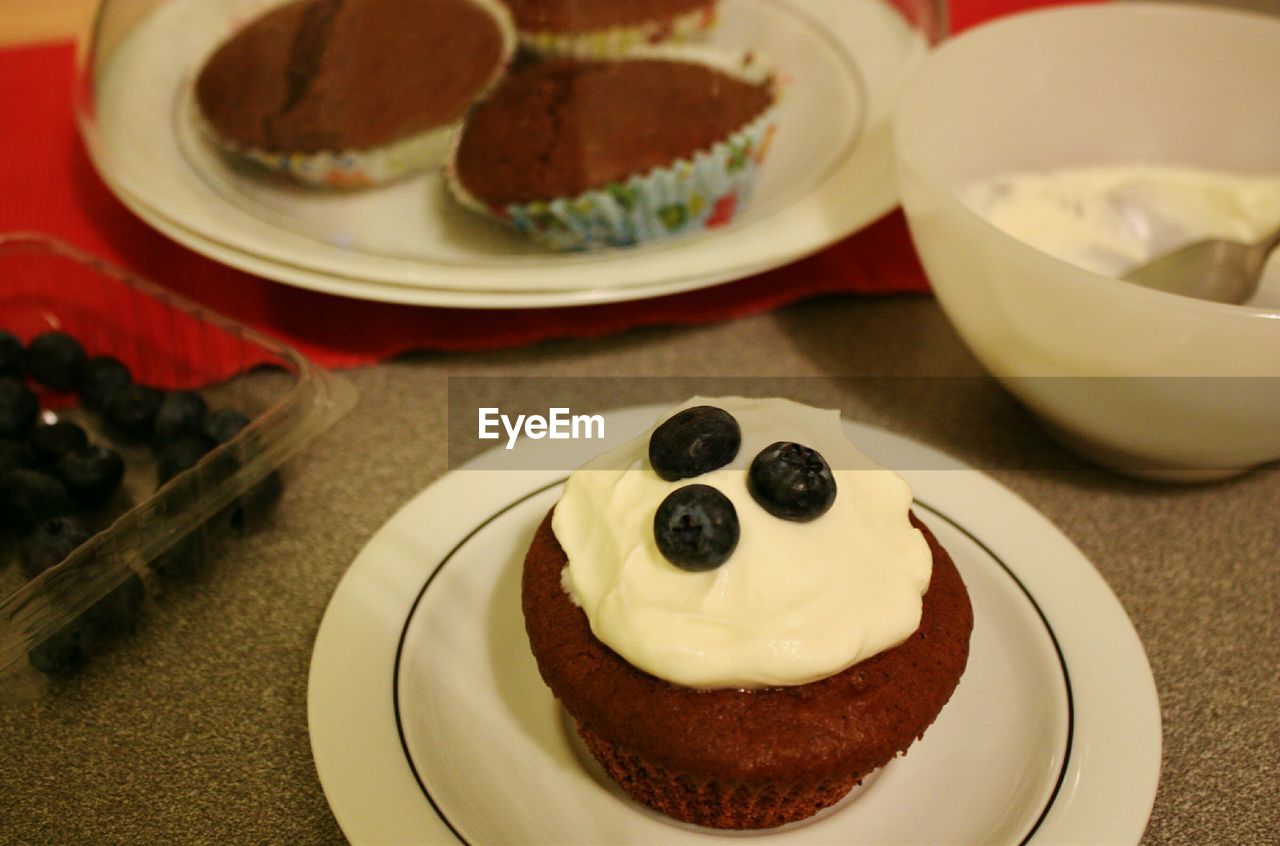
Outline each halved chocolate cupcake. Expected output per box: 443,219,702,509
501,0,720,57
195,0,516,187
447,48,780,250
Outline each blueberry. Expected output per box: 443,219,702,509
19,516,91,579
0,438,35,476
227,469,283,533
25,331,86,391
102,384,163,439
155,433,215,484
80,356,132,410
152,531,206,580
202,408,250,444
29,420,89,464
0,377,38,438
28,619,88,675
55,445,125,505
648,406,741,482
653,484,739,571
747,442,837,522
85,573,144,635
0,468,74,528
153,390,208,441
0,330,25,379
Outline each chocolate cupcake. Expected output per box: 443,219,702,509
501,0,720,57
194,0,516,187
447,48,780,250
522,398,974,829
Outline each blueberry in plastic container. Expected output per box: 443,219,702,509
80,355,132,410
27,618,89,676
0,330,25,379
202,408,250,444
85,573,145,635
0,377,38,438
155,433,215,485
29,420,89,464
226,469,283,534
200,407,282,532
25,331,86,391
152,530,207,581
0,438,35,476
19,515,91,579
54,445,125,506
102,384,163,440
18,516,144,663
0,468,75,528
153,390,208,442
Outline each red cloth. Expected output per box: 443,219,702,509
0,0,1076,368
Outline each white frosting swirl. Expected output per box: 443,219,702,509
551,397,932,690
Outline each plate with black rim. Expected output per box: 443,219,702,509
307,407,1160,844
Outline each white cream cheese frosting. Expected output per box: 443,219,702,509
960,165,1280,280
550,397,932,690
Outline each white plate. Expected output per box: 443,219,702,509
308,406,1161,844
83,0,930,309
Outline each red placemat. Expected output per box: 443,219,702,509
0,0,1075,369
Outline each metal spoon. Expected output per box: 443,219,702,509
1122,222,1280,304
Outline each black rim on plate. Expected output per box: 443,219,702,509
391,483,1076,846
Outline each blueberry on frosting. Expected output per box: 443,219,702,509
648,406,740,482
748,442,836,522
653,484,739,571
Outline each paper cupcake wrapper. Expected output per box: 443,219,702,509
196,115,460,189
519,2,721,59
447,48,782,252
192,0,517,189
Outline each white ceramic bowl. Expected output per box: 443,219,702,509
894,2,1280,480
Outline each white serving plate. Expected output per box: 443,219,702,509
83,0,930,308
308,407,1161,844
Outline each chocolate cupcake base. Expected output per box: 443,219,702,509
447,47,781,250
522,508,974,830
192,98,460,189
518,1,721,59
192,0,517,189
577,718,866,830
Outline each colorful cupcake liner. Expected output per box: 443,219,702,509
446,47,782,252
519,2,721,59
192,0,517,189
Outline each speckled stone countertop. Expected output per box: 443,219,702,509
1,297,1276,845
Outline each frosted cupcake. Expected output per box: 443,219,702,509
194,0,516,188
446,48,781,250
501,0,720,57
522,398,974,829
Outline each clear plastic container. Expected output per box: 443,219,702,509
0,233,355,678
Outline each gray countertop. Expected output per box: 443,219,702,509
1,295,1276,845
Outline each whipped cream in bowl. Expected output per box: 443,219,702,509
960,165,1280,305
551,397,932,691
